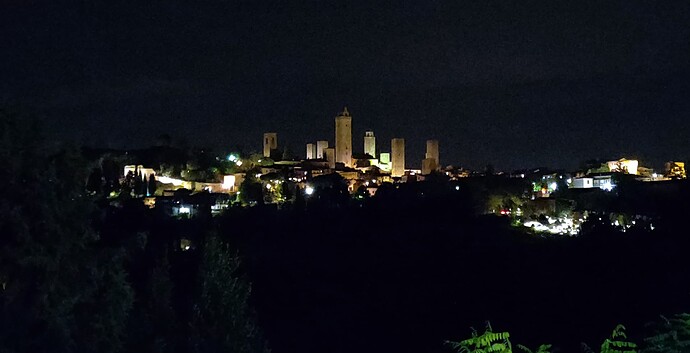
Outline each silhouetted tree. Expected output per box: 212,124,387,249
141,173,147,196
310,173,349,208
0,110,133,353
125,252,177,353
134,170,143,197
239,170,264,206
189,236,268,353
148,174,157,196
87,167,103,194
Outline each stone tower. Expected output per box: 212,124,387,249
316,140,328,159
425,139,440,171
306,143,316,159
335,107,352,167
263,132,277,158
364,131,376,158
391,138,405,177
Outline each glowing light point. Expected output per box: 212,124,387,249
305,186,314,195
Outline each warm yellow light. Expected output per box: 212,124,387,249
222,175,236,189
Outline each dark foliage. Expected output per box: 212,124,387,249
1,111,268,353
215,178,690,353
0,110,133,353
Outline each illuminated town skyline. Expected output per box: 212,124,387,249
2,2,689,170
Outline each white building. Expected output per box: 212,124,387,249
570,177,593,189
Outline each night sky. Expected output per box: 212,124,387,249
2,1,689,170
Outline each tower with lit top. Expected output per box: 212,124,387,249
335,107,352,167
364,131,375,158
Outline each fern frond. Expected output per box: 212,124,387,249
445,340,463,349
612,324,628,339
516,344,533,353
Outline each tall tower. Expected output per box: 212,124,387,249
425,139,440,170
391,138,405,177
306,143,316,159
364,131,376,158
263,132,277,158
335,107,352,167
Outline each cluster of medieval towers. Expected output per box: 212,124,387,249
263,107,440,177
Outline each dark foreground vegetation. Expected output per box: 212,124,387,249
228,193,690,353
3,111,690,353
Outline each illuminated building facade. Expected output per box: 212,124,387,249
335,107,352,167
570,177,593,189
364,131,375,158
222,175,236,191
306,143,316,159
606,158,638,175
422,158,437,175
593,175,615,191
391,138,405,177
263,132,277,158
316,140,328,159
666,161,686,179
378,152,391,172
123,165,155,179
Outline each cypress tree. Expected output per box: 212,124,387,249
134,171,143,197
141,173,147,196
148,174,157,196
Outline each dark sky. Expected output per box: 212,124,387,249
2,1,689,170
